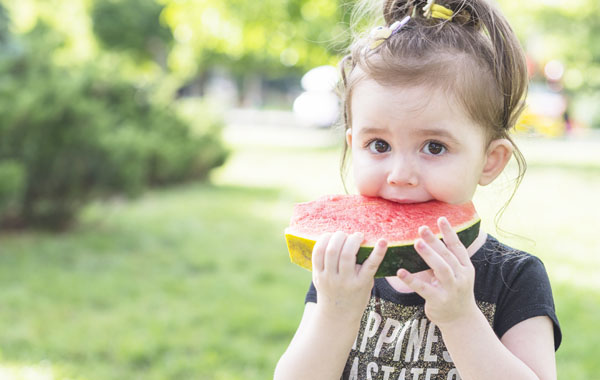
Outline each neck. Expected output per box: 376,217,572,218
467,228,488,257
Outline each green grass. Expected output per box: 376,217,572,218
0,126,599,379
1,184,308,379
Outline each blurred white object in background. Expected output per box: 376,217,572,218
293,65,340,127
301,65,338,91
527,83,567,118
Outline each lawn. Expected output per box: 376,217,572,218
0,123,599,379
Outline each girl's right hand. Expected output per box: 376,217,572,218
312,231,388,321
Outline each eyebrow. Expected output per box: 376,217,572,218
356,126,460,145
356,127,389,136
416,128,460,145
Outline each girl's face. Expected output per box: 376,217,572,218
347,79,501,205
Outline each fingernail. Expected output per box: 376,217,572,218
416,239,426,249
378,239,387,248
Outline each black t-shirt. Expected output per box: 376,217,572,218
305,235,561,380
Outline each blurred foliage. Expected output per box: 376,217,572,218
0,3,7,41
4,0,600,90
2,0,353,103
6,1,598,94
160,0,351,80
0,160,25,218
91,0,172,64
0,22,228,230
497,0,600,128
5,0,598,126
499,0,594,91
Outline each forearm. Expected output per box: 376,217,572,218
439,309,539,380
274,304,360,380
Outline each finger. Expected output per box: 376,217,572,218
419,225,460,272
397,268,435,299
414,238,454,284
438,217,471,267
339,232,364,275
312,233,333,272
358,239,387,280
324,231,347,274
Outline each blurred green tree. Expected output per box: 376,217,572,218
91,0,173,67
163,0,347,73
1,0,349,103
161,0,352,97
0,20,228,230
0,3,8,41
4,0,600,123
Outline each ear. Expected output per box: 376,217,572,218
345,128,353,147
479,139,513,186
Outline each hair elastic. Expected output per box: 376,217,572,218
369,15,411,50
423,0,454,20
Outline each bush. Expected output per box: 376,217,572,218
0,160,25,219
0,24,228,230
91,0,172,62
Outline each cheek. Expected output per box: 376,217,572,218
425,183,465,205
352,153,385,194
428,181,477,204
424,162,480,203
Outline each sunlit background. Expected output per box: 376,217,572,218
0,0,599,379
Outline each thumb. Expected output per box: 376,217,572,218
359,239,387,279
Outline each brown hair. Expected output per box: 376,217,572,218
338,0,528,225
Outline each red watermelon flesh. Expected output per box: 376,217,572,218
288,195,478,245
285,195,481,277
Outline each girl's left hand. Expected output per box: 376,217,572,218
397,216,480,329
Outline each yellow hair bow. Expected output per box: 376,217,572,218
423,0,454,20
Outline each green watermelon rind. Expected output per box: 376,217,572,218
356,219,480,277
285,219,481,278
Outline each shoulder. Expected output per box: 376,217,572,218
472,235,549,291
472,235,562,350
472,234,538,266
471,235,554,305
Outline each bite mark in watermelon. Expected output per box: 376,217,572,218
285,195,480,277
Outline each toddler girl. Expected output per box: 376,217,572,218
275,0,561,379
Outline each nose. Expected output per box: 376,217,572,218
387,155,418,186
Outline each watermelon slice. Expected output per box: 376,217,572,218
285,195,480,277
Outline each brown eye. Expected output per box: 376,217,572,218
424,142,446,155
368,139,390,153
